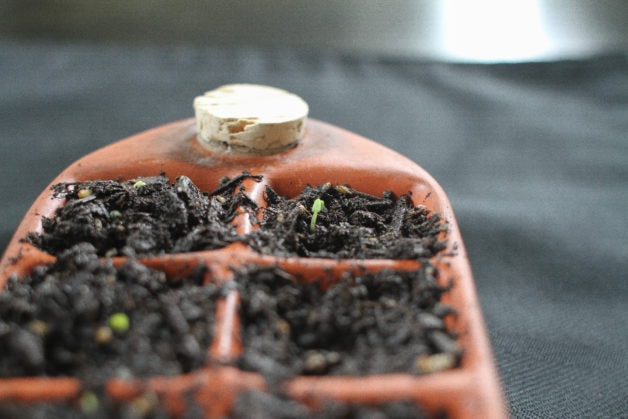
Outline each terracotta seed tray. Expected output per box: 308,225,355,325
0,87,506,418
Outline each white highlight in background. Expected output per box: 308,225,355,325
439,0,552,62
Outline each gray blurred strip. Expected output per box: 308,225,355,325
1,0,627,62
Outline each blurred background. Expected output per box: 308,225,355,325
2,0,628,62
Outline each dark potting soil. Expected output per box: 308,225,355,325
28,173,447,261
0,390,443,419
4,174,458,417
0,389,190,419
236,266,460,380
246,183,447,259
28,173,261,257
0,243,221,384
230,390,445,419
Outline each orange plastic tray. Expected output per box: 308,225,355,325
0,117,507,418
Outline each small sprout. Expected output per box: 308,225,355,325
309,198,325,233
108,312,130,333
215,195,226,203
110,209,122,218
79,391,99,414
133,180,147,188
77,188,93,199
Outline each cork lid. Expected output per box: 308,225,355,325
194,84,309,154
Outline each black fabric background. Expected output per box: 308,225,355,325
1,41,627,418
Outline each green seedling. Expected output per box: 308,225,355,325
133,180,146,188
79,391,99,414
108,312,130,333
310,198,325,233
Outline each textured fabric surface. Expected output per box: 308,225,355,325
1,41,627,417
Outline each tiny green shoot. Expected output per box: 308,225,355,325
79,391,99,414
133,180,146,188
108,312,130,333
310,198,325,233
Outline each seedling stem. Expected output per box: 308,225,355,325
310,198,325,233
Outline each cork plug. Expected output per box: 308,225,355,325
194,84,309,154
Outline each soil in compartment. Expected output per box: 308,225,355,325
28,173,261,258
0,388,195,419
0,389,443,419
0,243,222,385
236,266,461,380
230,390,446,419
247,183,447,259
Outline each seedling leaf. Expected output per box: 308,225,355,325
310,198,325,233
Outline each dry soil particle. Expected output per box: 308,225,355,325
247,183,447,259
235,266,460,380
0,243,222,385
28,173,261,257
